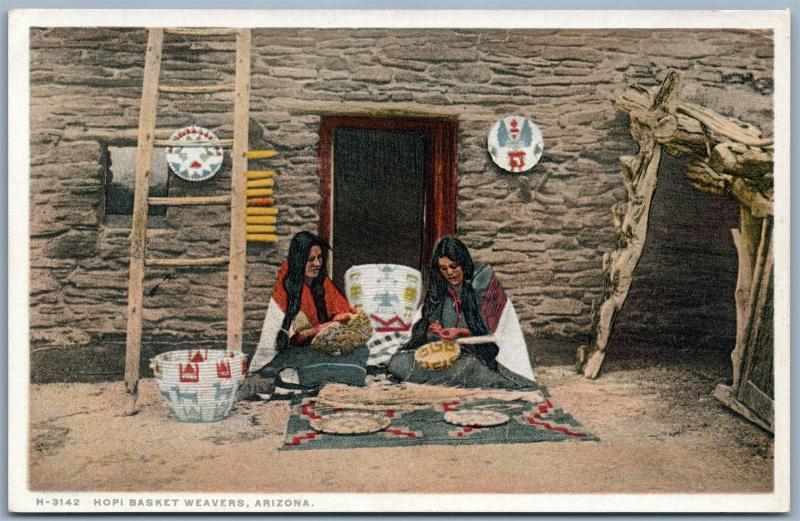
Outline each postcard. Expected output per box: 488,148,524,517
8,8,790,513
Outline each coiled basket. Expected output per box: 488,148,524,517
150,349,248,423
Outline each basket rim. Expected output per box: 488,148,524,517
344,263,421,273
151,349,247,363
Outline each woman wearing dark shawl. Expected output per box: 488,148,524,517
388,236,535,389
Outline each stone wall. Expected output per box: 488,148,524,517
28,27,773,382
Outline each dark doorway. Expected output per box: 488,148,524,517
331,128,425,285
318,116,458,287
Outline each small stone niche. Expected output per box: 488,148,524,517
102,146,170,227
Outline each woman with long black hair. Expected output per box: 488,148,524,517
238,231,368,400
388,236,536,389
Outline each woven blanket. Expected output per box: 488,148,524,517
281,387,596,450
365,331,409,367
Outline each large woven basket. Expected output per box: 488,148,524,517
344,264,422,335
150,349,248,423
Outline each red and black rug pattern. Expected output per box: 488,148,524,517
282,393,596,450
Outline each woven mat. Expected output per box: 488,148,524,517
281,385,596,450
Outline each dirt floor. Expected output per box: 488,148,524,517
28,342,773,494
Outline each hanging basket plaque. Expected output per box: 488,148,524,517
166,125,224,182
487,116,544,173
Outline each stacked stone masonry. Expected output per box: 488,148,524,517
28,28,773,381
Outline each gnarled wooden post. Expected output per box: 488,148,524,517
576,70,773,384
575,72,680,379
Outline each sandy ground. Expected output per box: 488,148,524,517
28,347,773,494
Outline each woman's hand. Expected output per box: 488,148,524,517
291,320,337,346
314,321,338,335
332,312,352,323
438,327,470,341
428,321,443,335
290,328,316,346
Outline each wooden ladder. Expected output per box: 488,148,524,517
123,27,256,415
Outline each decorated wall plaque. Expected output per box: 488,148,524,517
487,116,544,173
166,125,224,182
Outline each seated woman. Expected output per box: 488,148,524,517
237,231,368,400
388,236,535,389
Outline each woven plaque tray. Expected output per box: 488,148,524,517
443,409,510,428
415,341,461,371
309,411,392,435
165,125,224,182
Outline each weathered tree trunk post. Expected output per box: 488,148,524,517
576,72,680,379
576,70,773,382
730,208,762,387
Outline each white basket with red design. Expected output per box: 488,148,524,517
150,349,248,423
344,264,422,334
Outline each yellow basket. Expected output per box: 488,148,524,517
414,341,461,371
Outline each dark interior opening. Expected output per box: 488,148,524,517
103,145,169,227
318,116,459,289
611,154,740,355
331,127,426,287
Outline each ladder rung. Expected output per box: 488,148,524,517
146,257,229,267
164,28,239,37
246,170,275,179
148,196,231,206
159,84,234,94
246,207,278,216
247,150,278,159
245,215,277,224
247,234,278,242
246,179,274,188
246,188,273,197
154,139,233,148
245,225,277,233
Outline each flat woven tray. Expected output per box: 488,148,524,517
309,411,392,435
443,409,510,428
415,341,461,371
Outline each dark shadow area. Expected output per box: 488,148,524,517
530,333,728,374
532,154,741,380
611,153,740,354
332,127,426,287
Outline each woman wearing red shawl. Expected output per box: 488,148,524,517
237,232,368,400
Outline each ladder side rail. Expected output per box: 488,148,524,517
124,28,165,414
226,28,252,352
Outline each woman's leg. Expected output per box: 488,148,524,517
388,350,534,390
240,344,371,400
296,344,369,387
236,348,300,401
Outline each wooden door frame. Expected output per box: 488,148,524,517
317,115,458,272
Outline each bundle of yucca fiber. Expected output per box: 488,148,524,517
315,381,545,412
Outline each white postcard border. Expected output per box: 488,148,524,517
7,8,791,513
